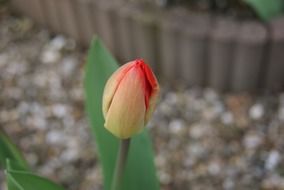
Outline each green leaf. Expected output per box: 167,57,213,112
6,169,65,190
0,130,29,170
84,37,160,190
244,0,284,21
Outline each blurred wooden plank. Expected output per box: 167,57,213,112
10,0,27,15
73,0,95,46
131,6,160,73
265,17,284,91
231,21,267,92
28,0,45,25
209,18,238,92
57,0,79,39
179,12,212,87
90,0,115,53
40,0,61,32
114,4,136,62
159,9,183,83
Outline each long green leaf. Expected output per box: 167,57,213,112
84,38,159,190
244,0,284,21
6,159,65,190
6,171,65,190
0,131,29,170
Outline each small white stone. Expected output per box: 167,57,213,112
41,49,60,64
187,144,205,158
208,160,221,175
278,107,284,121
169,119,185,134
52,104,68,118
26,116,47,130
249,103,264,120
155,154,167,168
17,101,30,114
49,35,66,50
159,171,171,184
164,92,178,105
60,148,79,162
46,130,65,144
221,112,234,125
243,133,263,150
265,150,281,171
189,123,210,139
223,178,235,190
60,56,77,77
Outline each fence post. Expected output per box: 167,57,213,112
265,17,284,91
73,0,96,46
159,9,183,84
40,0,62,33
131,6,160,73
209,17,238,92
90,0,115,54
231,21,267,92
57,0,79,40
22,0,45,25
114,4,136,62
179,12,211,87
9,0,20,13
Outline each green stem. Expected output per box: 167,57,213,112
111,138,131,190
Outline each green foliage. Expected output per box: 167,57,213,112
244,0,284,21
6,160,65,190
0,130,29,170
84,38,160,190
0,135,64,190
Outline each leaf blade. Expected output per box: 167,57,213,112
244,0,284,21
6,170,65,190
0,131,29,170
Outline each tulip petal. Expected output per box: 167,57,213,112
102,62,134,118
139,62,160,124
104,67,146,139
144,87,159,124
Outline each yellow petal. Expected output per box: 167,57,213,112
104,67,146,139
102,62,134,118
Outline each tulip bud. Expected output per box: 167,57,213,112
102,59,159,139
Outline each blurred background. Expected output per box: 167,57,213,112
1,0,284,189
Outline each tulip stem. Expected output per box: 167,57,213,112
111,138,131,190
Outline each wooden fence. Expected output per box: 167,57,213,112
10,0,284,93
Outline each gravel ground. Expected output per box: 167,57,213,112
1,11,284,190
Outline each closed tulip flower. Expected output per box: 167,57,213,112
102,59,159,139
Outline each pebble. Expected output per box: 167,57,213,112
265,150,281,171
46,130,65,145
41,48,61,64
49,35,66,50
169,119,185,134
249,103,264,120
243,132,263,150
278,106,284,121
208,160,222,175
189,123,210,139
223,178,235,190
221,111,234,125
52,104,69,118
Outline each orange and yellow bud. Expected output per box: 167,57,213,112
102,59,159,139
